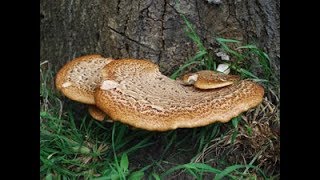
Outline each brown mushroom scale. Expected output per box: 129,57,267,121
95,59,264,131
66,59,107,92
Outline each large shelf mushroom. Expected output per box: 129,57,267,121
55,55,264,130
55,54,113,121
55,54,114,104
95,59,264,131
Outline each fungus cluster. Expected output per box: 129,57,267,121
55,55,264,131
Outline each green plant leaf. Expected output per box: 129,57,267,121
231,130,238,144
151,173,161,180
262,52,270,60
162,163,222,177
45,173,53,180
40,111,48,117
215,165,246,180
236,68,260,79
111,174,120,180
93,176,111,180
128,171,144,180
216,38,240,43
170,61,200,79
245,125,252,136
236,45,257,49
185,168,198,178
185,163,221,173
120,153,129,172
71,145,91,154
216,164,267,180
232,117,239,128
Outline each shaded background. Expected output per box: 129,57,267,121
40,0,279,76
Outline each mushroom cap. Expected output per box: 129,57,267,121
88,105,107,121
55,55,113,104
95,59,264,131
182,70,240,89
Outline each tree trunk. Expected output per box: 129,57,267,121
41,0,279,76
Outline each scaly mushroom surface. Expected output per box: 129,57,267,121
95,59,264,131
55,55,113,104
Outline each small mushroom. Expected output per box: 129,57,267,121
182,73,199,85
88,105,114,122
88,105,106,121
182,70,240,89
55,54,114,104
95,59,264,131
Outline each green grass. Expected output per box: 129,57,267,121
170,14,276,87
40,11,279,180
170,14,216,79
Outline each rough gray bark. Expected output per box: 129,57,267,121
41,0,279,76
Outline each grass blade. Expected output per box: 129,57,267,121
215,164,246,180
151,173,161,180
216,38,241,43
216,164,267,180
128,171,144,180
162,163,222,177
170,61,201,79
236,45,257,49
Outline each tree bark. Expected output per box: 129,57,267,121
41,0,279,76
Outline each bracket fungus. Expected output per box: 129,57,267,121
95,59,264,131
181,70,241,89
55,55,113,104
